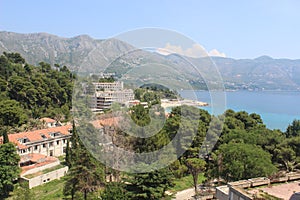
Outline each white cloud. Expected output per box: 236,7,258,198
157,43,206,58
208,49,226,57
156,43,226,58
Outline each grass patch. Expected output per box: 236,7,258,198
8,179,65,200
24,164,66,179
31,179,65,200
169,173,206,192
57,155,67,165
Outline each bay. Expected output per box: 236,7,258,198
178,90,300,131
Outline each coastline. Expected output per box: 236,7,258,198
160,99,208,109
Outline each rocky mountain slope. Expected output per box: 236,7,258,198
1,31,300,90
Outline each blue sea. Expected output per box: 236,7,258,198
177,90,300,131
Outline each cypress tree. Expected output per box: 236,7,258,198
3,128,9,144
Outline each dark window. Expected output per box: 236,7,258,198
49,142,53,147
41,134,47,139
56,140,59,145
34,145,38,150
43,144,46,148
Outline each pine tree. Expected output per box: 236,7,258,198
185,158,206,193
64,121,105,200
126,164,174,200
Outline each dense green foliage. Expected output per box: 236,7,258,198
125,166,174,200
100,182,129,200
99,76,115,83
64,122,105,200
0,142,20,198
215,142,276,181
10,182,33,200
134,84,179,107
0,52,74,133
286,119,300,138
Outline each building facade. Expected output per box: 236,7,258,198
90,81,134,112
6,124,72,163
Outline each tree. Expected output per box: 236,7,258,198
64,122,105,200
274,136,300,171
130,104,150,126
185,158,206,193
286,120,300,138
3,52,25,64
274,146,296,172
101,182,129,200
2,128,9,143
216,142,277,182
12,182,33,200
126,165,174,200
0,142,21,198
0,100,28,127
0,52,74,125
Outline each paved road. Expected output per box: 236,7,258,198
173,188,195,200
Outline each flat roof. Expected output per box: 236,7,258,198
248,181,300,200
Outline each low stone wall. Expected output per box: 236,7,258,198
248,177,270,187
228,180,251,188
21,166,68,189
287,172,300,181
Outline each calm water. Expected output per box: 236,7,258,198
178,90,300,131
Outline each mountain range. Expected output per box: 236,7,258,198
1,31,300,91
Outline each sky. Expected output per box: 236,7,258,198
0,0,300,59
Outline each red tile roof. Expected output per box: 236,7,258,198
6,125,72,150
20,153,59,175
20,153,49,163
1,117,118,150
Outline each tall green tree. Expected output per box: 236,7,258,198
0,142,21,198
185,158,206,193
2,128,9,143
64,122,105,200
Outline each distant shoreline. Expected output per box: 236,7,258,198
160,99,208,109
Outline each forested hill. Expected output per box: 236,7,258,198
0,52,74,132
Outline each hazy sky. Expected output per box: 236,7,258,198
1,0,299,59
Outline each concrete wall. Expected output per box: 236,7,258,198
22,160,60,176
216,186,229,200
21,166,68,189
229,187,253,200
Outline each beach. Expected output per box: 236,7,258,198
160,99,208,109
